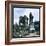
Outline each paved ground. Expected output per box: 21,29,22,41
22,32,40,38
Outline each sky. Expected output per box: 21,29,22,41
14,8,39,24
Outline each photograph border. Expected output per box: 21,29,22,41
5,1,45,45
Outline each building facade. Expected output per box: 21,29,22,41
29,13,35,33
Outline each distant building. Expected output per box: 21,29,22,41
29,12,33,24
29,12,35,33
